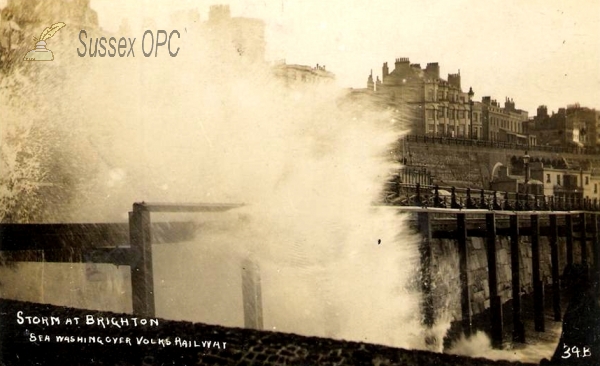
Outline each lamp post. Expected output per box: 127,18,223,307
468,87,474,139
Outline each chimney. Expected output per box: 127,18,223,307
367,70,374,91
447,72,461,89
382,62,389,81
425,62,440,79
537,105,548,118
394,57,410,71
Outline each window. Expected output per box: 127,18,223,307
546,174,551,183
438,108,444,118
595,184,598,193
426,110,434,119
557,175,561,185
585,176,589,185
459,111,465,119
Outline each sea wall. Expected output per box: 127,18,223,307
402,140,600,188
430,233,589,320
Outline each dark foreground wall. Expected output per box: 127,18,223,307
0,299,535,366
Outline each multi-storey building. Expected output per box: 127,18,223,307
352,58,539,143
527,104,600,151
490,160,600,202
529,163,584,200
565,104,600,149
272,62,335,85
471,101,483,140
591,172,600,200
480,97,532,144
204,4,266,64
356,58,475,138
530,162,600,202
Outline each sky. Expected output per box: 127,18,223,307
3,0,599,114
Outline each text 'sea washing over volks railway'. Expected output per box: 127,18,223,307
77,30,181,57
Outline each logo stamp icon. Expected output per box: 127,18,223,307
23,22,66,61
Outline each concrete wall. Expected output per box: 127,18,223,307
402,140,600,188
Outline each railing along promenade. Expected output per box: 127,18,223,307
386,183,600,211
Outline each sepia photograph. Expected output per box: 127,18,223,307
1,1,600,365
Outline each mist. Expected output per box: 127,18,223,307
0,14,439,351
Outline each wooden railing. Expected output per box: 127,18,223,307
0,202,250,321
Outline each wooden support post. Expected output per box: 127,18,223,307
418,213,434,326
129,204,155,317
531,214,545,332
486,213,503,348
549,215,561,321
418,212,435,346
579,213,587,265
241,258,263,330
566,214,574,266
510,215,525,342
457,213,472,336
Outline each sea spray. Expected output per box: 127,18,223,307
1,16,430,351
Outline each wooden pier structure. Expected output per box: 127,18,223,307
2,190,599,347
0,203,251,320
397,184,600,347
